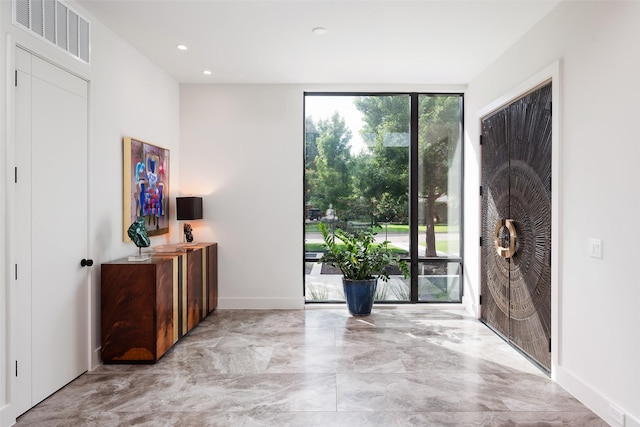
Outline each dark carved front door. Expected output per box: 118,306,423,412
481,83,552,371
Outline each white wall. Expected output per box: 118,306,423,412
0,1,180,424
86,5,181,369
464,2,640,425
180,84,304,309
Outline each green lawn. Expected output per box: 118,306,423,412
434,239,460,255
305,222,459,233
305,242,326,252
376,224,459,233
307,238,459,256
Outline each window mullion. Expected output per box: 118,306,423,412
410,93,419,303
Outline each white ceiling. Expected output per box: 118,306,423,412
76,0,561,85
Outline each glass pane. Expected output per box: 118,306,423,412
305,260,344,301
305,259,410,303
305,95,410,302
417,95,462,258
375,270,410,302
418,262,461,302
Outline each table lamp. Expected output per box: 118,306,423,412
176,196,203,244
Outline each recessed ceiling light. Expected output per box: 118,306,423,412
176,44,188,51
312,27,328,36
203,70,212,76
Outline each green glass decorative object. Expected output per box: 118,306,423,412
127,217,151,248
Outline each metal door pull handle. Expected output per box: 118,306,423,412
494,219,517,258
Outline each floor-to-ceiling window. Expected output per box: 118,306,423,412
304,93,463,303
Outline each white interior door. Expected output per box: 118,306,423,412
13,47,89,415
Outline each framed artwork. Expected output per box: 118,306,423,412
123,137,170,241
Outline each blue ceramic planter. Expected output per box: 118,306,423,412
343,278,378,316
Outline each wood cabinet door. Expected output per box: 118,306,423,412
207,244,218,313
101,263,158,362
186,248,204,331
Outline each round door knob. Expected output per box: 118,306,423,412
80,259,94,267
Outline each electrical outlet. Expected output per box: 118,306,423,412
588,238,602,258
610,404,625,426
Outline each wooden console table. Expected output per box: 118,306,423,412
101,242,218,363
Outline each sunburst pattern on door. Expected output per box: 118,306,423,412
481,83,552,371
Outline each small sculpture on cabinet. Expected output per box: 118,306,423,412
184,223,194,243
127,216,151,261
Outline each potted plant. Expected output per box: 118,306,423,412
318,222,408,316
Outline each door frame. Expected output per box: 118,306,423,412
4,37,93,420
476,61,561,377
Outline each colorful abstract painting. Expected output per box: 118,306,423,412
123,137,170,240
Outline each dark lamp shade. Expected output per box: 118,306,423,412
176,197,203,220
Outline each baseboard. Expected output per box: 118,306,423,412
218,298,467,311
556,366,640,427
90,347,101,371
0,404,16,427
461,293,479,318
218,297,305,310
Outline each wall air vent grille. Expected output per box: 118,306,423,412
15,0,30,28
44,0,55,43
13,0,90,64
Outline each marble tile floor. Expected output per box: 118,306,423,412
16,307,606,426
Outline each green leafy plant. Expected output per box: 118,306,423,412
319,222,408,282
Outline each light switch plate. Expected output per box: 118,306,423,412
588,238,602,258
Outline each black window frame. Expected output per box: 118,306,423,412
303,91,464,304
